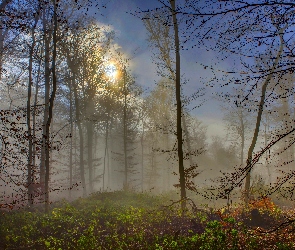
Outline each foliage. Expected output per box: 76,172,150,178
1,191,295,249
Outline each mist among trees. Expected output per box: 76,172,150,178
1,0,295,249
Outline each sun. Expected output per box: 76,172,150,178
105,63,118,80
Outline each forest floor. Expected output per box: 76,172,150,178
1,191,295,249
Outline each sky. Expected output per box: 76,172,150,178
93,0,227,141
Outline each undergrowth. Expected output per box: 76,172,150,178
0,191,295,249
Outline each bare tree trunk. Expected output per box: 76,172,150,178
239,112,245,166
69,76,73,199
0,30,7,81
123,66,128,190
40,9,51,205
62,45,87,196
148,143,156,190
44,0,58,213
32,55,41,201
27,14,39,205
182,114,194,168
244,31,284,204
107,119,112,190
87,121,94,193
141,121,144,192
27,43,34,205
264,114,271,184
166,132,170,191
103,116,109,191
72,72,87,197
169,0,186,211
0,0,11,80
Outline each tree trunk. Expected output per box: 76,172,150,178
166,131,170,191
27,15,39,205
107,119,112,190
244,31,284,204
27,41,34,205
41,9,51,206
0,0,11,80
0,30,6,81
182,113,194,168
32,55,41,202
87,121,94,193
239,111,245,166
72,72,87,197
63,45,87,196
103,116,109,191
44,0,58,213
169,0,186,211
69,75,73,199
264,114,271,184
141,120,144,192
123,66,128,190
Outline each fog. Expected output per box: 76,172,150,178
0,0,295,213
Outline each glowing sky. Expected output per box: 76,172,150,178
105,63,118,80
93,0,227,139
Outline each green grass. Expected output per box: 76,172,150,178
0,191,294,249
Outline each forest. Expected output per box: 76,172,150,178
1,0,295,249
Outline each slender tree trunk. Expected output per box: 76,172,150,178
72,72,87,197
87,121,94,193
27,41,34,205
44,0,58,213
69,76,73,199
0,30,6,81
74,124,78,181
0,0,10,80
239,112,245,166
149,144,155,190
93,133,98,187
32,55,41,201
41,9,51,205
182,114,194,168
166,130,171,191
123,66,128,190
103,117,109,191
27,18,39,205
169,0,186,211
244,32,284,204
141,120,144,192
264,114,271,184
107,119,112,190
63,48,87,196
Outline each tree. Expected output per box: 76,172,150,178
144,78,176,192
60,21,102,193
0,0,15,80
171,1,295,204
243,23,286,204
34,0,59,212
141,0,190,210
26,2,41,205
111,60,142,191
261,68,295,184
221,86,253,166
